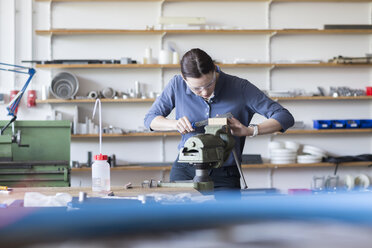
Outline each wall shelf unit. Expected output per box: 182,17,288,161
71,161,372,172
31,0,371,181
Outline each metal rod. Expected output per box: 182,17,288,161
232,148,248,189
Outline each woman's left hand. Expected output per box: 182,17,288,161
227,117,249,137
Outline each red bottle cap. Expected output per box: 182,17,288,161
94,154,108,161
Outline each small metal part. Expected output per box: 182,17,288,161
87,151,92,167
312,176,325,191
101,87,116,98
107,154,116,168
87,91,98,99
71,161,80,168
141,180,150,188
150,179,158,188
141,179,158,188
124,182,132,189
78,192,87,202
325,176,339,191
134,81,141,98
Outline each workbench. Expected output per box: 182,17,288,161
0,186,200,205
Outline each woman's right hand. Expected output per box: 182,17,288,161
175,116,195,134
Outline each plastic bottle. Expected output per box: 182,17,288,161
92,153,110,192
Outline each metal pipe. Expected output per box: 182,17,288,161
232,148,248,189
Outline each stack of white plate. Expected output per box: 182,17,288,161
297,154,322,164
270,148,297,164
302,145,328,158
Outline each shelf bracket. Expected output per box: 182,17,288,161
266,0,273,30
159,0,165,31
161,136,166,163
48,0,53,60
266,64,275,91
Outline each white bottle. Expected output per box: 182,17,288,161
92,154,111,193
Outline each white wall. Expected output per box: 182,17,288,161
0,0,371,190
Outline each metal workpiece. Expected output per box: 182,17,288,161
134,81,142,98
141,179,159,188
101,87,116,99
191,112,233,128
157,181,213,191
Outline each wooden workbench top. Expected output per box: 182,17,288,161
0,186,200,205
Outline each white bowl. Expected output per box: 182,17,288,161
284,141,300,151
268,141,284,150
270,148,297,156
303,145,327,158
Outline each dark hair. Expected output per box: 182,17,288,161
180,48,215,78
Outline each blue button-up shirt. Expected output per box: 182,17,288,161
144,68,295,166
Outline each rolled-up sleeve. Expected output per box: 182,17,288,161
144,77,176,130
243,82,295,132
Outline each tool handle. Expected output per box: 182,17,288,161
232,148,248,189
191,122,196,129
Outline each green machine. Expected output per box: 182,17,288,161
0,120,71,187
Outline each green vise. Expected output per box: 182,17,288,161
178,125,235,168
0,120,71,187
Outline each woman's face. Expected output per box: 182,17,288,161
184,71,216,100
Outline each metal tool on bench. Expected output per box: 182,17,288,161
158,116,248,191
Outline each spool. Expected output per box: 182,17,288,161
354,174,370,189
88,91,98,99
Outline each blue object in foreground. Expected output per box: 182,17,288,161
1,191,372,246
